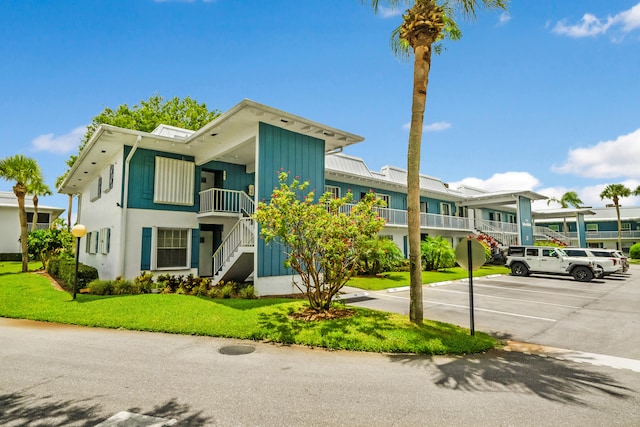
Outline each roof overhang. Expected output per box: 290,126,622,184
532,207,597,220
457,190,548,210
59,99,365,194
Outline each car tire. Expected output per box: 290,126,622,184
595,265,605,279
511,262,529,277
572,266,594,282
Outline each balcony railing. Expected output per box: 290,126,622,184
567,230,640,240
199,188,255,215
339,204,475,231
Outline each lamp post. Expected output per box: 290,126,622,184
71,224,87,300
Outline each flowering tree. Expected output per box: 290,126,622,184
254,172,386,312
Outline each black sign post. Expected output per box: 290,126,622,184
455,238,486,337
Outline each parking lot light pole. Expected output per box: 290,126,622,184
71,224,87,300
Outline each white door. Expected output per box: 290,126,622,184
199,230,213,276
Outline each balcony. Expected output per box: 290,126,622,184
199,188,255,216
567,230,640,240
341,204,475,232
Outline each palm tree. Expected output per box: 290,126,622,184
0,155,43,272
27,178,52,231
55,173,72,231
599,184,631,251
366,0,507,324
546,191,583,235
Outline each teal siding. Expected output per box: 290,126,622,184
257,122,325,278
198,160,255,192
124,146,198,212
324,180,407,210
140,227,152,270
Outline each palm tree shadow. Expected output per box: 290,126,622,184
0,392,212,426
388,350,634,405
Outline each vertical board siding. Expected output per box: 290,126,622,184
125,146,197,212
198,160,255,193
257,123,325,278
191,228,200,268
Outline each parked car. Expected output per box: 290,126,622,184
506,246,603,282
590,249,629,273
563,248,623,276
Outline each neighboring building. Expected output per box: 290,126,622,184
536,206,640,252
0,191,64,258
58,99,555,296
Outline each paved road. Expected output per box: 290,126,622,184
2,266,639,425
348,265,640,360
1,317,640,426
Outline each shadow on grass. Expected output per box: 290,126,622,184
0,392,212,426
387,350,635,406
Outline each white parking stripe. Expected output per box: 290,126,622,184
473,283,599,300
383,294,557,322
430,288,582,309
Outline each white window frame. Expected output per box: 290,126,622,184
440,202,451,216
548,224,560,232
586,224,598,233
376,193,390,208
151,227,191,270
90,176,102,202
621,223,631,231
325,185,341,199
99,227,111,254
103,164,114,193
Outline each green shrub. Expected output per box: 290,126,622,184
630,243,640,260
112,277,135,295
87,279,114,295
54,260,98,292
420,236,456,271
134,271,155,293
220,284,234,298
237,285,255,299
357,237,404,275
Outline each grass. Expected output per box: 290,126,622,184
0,262,498,355
347,265,510,291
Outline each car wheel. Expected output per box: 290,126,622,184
511,262,529,277
572,266,594,282
595,265,605,279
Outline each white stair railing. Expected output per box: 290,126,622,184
199,188,255,215
212,218,255,276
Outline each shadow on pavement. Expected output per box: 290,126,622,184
0,392,212,426
387,350,635,406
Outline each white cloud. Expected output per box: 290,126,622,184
378,6,402,18
449,171,542,192
402,121,452,132
552,2,640,38
552,128,640,179
31,126,86,154
498,12,511,25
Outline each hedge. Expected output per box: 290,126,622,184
47,257,98,292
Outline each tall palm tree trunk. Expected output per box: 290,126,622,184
14,185,29,272
614,197,622,250
407,42,433,325
31,195,39,232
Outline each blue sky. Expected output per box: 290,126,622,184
1,0,639,212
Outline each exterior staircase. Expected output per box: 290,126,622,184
200,189,256,283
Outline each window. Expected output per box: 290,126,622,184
507,214,516,224
420,202,428,213
99,228,111,254
325,185,340,199
440,203,451,216
458,206,468,218
621,223,631,231
586,224,598,233
154,157,195,206
525,248,538,256
90,177,102,202
155,228,190,269
103,164,114,193
86,231,98,254
548,225,560,232
376,193,390,208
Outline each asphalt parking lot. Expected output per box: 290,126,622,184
348,265,640,360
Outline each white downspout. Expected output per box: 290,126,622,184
118,135,142,277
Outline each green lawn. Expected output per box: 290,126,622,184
347,265,510,291
0,262,498,355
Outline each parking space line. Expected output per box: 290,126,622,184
429,288,582,309
383,294,557,322
473,283,599,300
